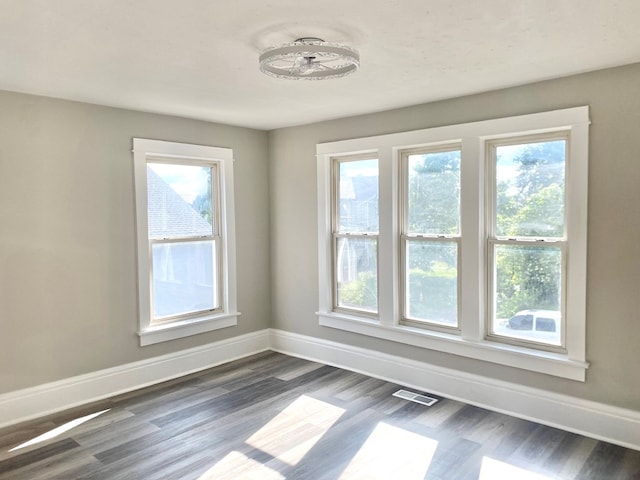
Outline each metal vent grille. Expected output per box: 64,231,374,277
393,389,439,406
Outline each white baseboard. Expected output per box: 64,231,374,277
0,330,270,429
2,327,639,452
269,328,640,451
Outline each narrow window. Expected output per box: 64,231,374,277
401,146,461,329
147,161,220,321
333,155,379,314
488,135,567,349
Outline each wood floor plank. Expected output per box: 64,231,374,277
490,416,540,460
0,449,101,480
558,436,600,479
412,397,467,428
576,441,630,479
285,408,389,480
617,449,640,479
71,413,161,451
0,438,80,475
439,404,492,437
1,351,639,480
424,436,482,480
126,385,230,420
0,420,57,451
510,423,570,468
539,430,583,473
148,376,288,429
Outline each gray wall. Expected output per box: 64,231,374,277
269,63,640,411
0,91,270,393
2,63,639,412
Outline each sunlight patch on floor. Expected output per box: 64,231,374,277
9,409,110,452
339,421,438,479
197,451,285,480
479,457,556,480
246,394,345,466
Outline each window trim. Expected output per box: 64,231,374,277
133,138,239,346
316,107,589,381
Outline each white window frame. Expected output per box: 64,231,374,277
316,107,589,381
133,138,239,346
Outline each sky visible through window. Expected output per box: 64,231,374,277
149,163,209,204
340,159,377,178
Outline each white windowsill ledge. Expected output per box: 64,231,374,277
317,312,588,381
138,312,240,346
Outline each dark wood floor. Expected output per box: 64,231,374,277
0,352,639,480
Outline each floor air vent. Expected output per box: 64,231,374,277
393,389,439,406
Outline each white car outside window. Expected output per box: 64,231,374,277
495,309,561,345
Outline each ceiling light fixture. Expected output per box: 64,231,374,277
259,37,359,80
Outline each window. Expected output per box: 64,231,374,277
401,146,461,330
133,138,239,346
333,155,379,314
487,135,567,350
317,107,589,380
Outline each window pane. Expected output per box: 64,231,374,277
492,244,562,346
152,240,218,319
406,240,458,326
407,149,460,235
495,140,565,238
335,237,377,313
147,163,213,239
337,159,378,233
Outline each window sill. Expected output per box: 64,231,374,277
317,312,588,381
138,312,240,346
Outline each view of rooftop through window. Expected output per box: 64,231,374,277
335,157,379,313
147,162,218,320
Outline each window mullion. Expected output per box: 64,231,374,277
317,153,334,314
459,136,483,341
378,147,396,326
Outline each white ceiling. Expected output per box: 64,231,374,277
1,0,639,130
